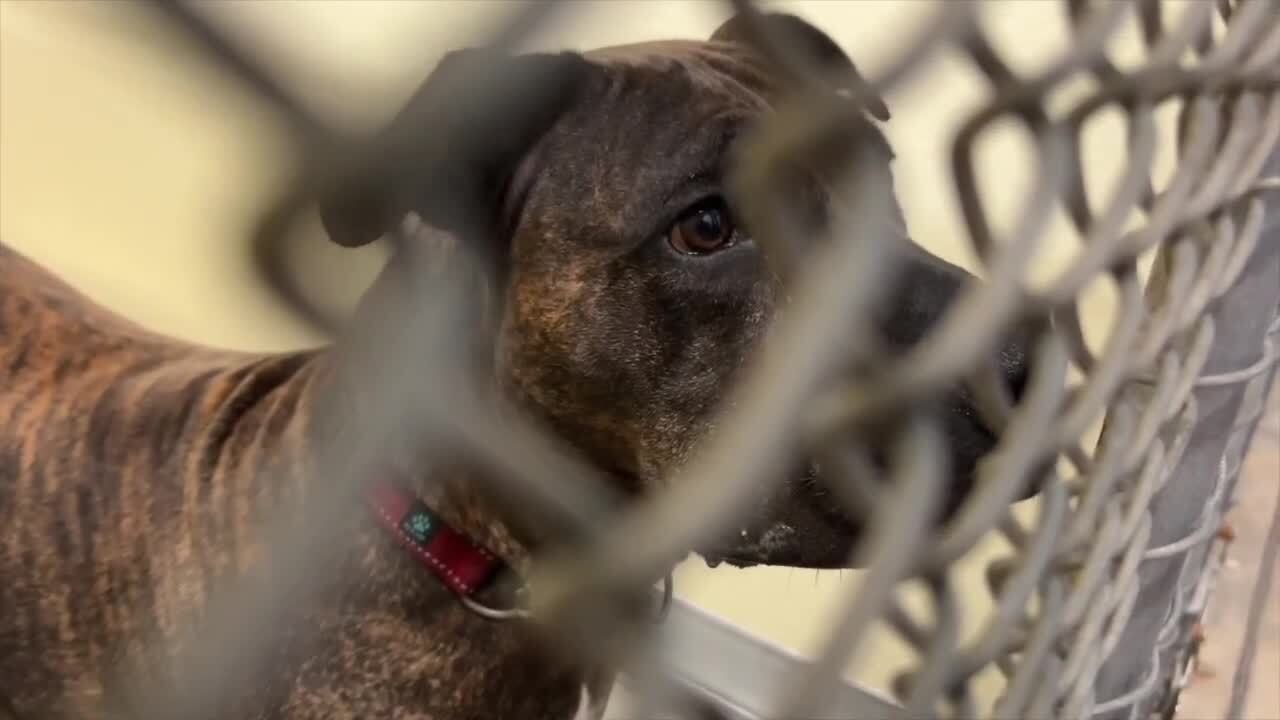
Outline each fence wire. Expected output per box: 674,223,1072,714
65,0,1280,718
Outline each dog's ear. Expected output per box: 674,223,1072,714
710,12,890,122
318,48,590,249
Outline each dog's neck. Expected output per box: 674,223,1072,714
209,349,600,718
425,468,536,573
257,348,537,571
349,244,542,571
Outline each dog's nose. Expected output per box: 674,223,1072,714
873,242,1034,400
871,243,1043,507
872,242,975,350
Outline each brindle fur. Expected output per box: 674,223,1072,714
0,14,1034,720
0,241,598,720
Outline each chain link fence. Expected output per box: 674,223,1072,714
18,0,1280,718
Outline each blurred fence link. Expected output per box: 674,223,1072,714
139,0,1280,718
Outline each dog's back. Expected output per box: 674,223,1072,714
0,243,311,716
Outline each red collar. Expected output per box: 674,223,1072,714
365,482,504,599
367,482,674,624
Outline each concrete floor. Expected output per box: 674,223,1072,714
1177,382,1280,720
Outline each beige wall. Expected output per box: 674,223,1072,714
1,0,1188,711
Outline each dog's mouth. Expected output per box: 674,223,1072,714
687,244,1043,572
696,461,871,570
695,387,1025,571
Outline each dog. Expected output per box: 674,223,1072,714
0,12,1039,720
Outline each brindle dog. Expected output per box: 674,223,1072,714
0,13,1038,720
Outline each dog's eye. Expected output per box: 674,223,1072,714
668,199,737,255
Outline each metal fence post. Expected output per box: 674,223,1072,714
1092,147,1280,720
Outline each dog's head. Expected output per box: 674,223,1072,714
320,13,1040,569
